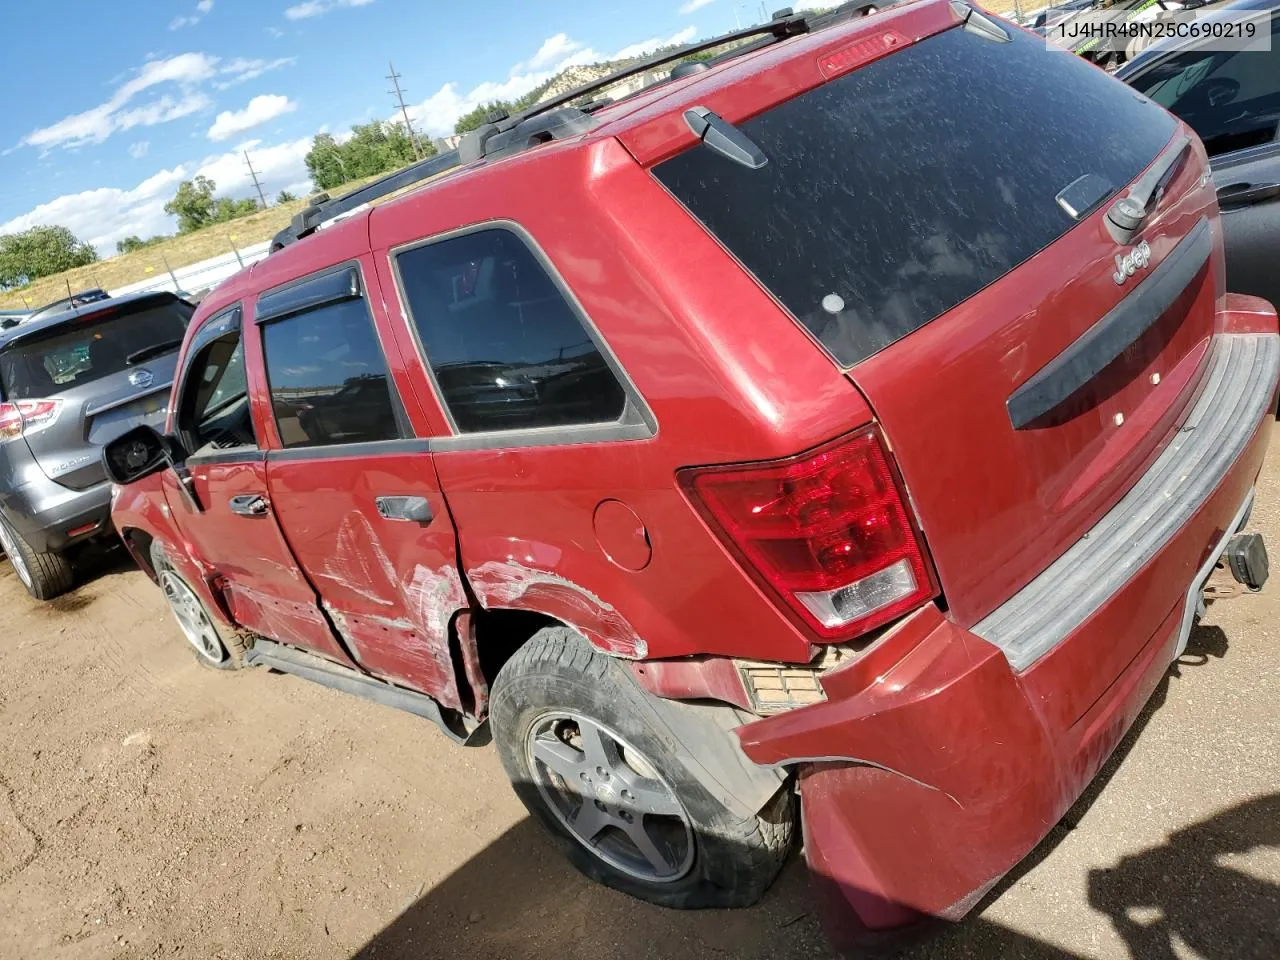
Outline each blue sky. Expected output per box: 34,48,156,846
0,0,777,255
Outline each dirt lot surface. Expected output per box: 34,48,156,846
3,432,1280,960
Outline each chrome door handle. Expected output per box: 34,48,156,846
375,496,433,523
229,494,270,517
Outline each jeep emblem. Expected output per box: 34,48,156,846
1112,240,1152,286
128,368,154,389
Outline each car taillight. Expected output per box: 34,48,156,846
0,399,62,443
679,426,938,641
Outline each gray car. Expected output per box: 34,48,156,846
0,291,192,599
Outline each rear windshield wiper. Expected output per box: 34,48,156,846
127,339,184,366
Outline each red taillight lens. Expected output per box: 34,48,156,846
679,427,937,640
0,399,63,443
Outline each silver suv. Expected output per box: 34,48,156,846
0,291,192,599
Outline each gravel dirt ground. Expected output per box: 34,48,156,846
2,430,1279,960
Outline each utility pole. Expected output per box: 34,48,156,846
387,61,425,160
243,150,268,209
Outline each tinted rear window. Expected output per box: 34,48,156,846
654,24,1177,366
0,299,191,400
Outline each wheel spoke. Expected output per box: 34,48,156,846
530,734,586,782
568,800,610,843
623,817,674,874
620,777,684,818
575,718,619,771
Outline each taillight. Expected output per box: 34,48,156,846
0,399,62,443
679,426,938,641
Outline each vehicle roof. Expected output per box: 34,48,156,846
0,289,181,350
1118,0,1277,72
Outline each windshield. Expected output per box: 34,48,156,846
653,24,1176,366
0,299,192,400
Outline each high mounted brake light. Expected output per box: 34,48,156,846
0,399,63,443
679,427,938,640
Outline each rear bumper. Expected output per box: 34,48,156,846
736,318,1280,945
0,477,112,553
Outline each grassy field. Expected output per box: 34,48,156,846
0,172,396,312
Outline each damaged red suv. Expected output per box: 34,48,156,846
105,0,1278,947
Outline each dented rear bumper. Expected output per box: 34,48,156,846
735,313,1280,947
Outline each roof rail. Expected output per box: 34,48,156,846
270,7,816,253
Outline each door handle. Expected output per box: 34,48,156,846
375,496,433,524
229,494,270,517
1217,181,1280,210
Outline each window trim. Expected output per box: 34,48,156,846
387,219,656,450
173,303,259,460
255,259,411,452
255,264,362,324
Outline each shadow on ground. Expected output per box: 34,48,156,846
0,537,136,612
350,624,1278,960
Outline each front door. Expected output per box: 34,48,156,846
161,303,351,666
251,262,467,711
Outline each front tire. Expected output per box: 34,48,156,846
150,543,247,670
489,626,793,909
0,514,73,601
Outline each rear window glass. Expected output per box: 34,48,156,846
0,299,191,400
654,24,1177,366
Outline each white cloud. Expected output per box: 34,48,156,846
266,26,285,38
406,28,700,139
207,94,297,141
613,26,698,60
0,135,316,256
129,141,151,159
679,0,716,13
170,0,214,29
21,53,217,150
214,56,297,89
284,0,373,20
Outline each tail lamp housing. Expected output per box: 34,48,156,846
679,426,938,641
0,399,62,443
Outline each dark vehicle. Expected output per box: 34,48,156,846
1119,0,1280,313
104,0,1277,950
27,288,111,321
0,291,192,598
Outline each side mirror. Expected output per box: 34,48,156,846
102,425,181,485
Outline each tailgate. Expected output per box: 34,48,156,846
651,17,1218,625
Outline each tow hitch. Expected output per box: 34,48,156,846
1204,533,1270,600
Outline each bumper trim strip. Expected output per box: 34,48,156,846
976,332,1280,670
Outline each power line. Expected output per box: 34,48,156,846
387,61,425,160
243,150,268,209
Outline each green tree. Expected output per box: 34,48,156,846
0,226,97,288
453,100,517,135
164,175,218,233
211,196,261,223
116,234,168,255
304,121,432,192
276,189,298,204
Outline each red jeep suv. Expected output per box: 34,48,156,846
104,0,1278,946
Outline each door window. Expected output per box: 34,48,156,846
175,310,256,456
394,228,627,434
260,282,405,448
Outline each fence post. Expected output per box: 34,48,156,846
160,254,180,292
229,234,245,268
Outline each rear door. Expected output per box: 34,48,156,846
161,303,352,666
254,260,468,710
0,294,190,490
1123,12,1280,308
650,19,1215,627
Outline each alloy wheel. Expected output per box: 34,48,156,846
159,570,225,664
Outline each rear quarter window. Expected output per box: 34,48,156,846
654,24,1177,366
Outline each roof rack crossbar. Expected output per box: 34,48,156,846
514,12,810,126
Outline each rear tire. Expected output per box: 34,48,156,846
0,514,74,601
489,626,793,909
150,543,247,670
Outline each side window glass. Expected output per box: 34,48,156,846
395,228,627,434
178,334,256,455
260,289,404,448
